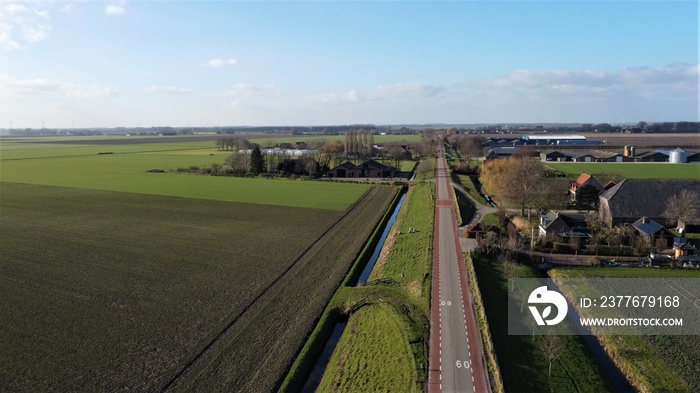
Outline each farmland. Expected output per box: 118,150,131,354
0,140,369,210
0,137,399,391
286,182,435,392
545,162,700,180
551,267,700,392
471,254,615,392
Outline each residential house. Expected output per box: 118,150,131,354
674,241,696,259
539,211,590,243
569,173,604,202
632,217,674,249
598,179,700,227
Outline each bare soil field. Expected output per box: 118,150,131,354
0,183,397,391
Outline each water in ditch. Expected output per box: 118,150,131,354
300,322,347,393
356,192,406,285
300,191,407,391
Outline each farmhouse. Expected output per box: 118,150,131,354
598,179,700,227
539,211,590,242
326,160,397,178
631,217,674,249
569,173,604,202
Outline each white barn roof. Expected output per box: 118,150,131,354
521,135,586,140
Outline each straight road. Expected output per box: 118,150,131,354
429,146,489,393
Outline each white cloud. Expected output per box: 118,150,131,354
0,2,51,50
306,89,363,105
370,82,445,99
0,73,119,98
205,58,238,68
224,83,275,96
463,63,698,97
105,1,127,16
146,84,193,94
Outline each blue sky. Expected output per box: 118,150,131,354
0,1,697,128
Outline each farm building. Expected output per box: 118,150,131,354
326,160,396,178
520,135,600,146
540,150,568,161
484,147,540,160
598,179,700,227
636,150,670,162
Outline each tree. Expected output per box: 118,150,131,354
576,183,600,212
506,157,546,217
225,152,250,174
530,180,567,215
457,135,485,171
600,169,624,184
249,146,265,175
539,334,565,377
663,189,700,228
386,144,407,170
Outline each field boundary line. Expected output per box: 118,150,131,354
160,187,377,391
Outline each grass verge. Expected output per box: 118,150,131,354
451,172,491,206
551,267,700,392
464,252,504,393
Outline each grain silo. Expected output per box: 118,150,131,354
669,147,688,163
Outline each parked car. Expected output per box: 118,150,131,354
601,260,620,267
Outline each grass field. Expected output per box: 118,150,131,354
316,303,418,392
0,137,397,391
546,162,700,180
472,254,615,392
551,267,700,392
0,141,369,210
282,182,434,392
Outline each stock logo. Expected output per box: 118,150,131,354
528,286,568,326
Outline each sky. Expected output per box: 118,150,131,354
0,0,698,128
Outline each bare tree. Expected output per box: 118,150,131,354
539,334,565,377
663,189,700,228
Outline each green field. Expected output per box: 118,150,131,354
316,303,418,392
0,140,369,210
0,137,397,391
551,267,700,392
472,254,615,392
546,162,700,180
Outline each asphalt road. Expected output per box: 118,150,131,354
429,147,489,393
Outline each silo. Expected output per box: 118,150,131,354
669,147,687,163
